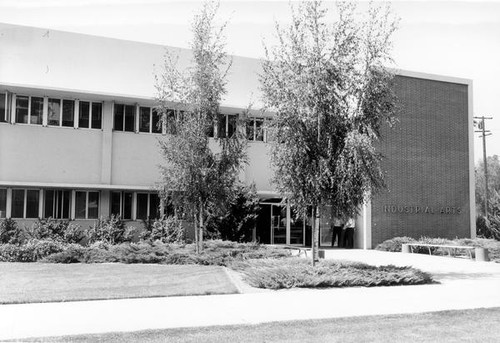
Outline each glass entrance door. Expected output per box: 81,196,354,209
271,204,286,244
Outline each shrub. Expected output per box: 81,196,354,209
236,258,433,289
375,236,416,252
88,215,129,244
41,244,87,263
0,218,27,245
0,239,66,262
141,216,184,244
205,185,260,242
25,219,86,244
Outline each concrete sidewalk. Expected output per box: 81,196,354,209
1,250,500,340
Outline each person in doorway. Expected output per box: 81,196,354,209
343,216,355,249
331,215,343,248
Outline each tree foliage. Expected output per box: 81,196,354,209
476,155,500,239
261,1,398,261
475,155,500,215
205,184,260,242
155,1,247,252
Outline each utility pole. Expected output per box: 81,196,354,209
474,116,493,220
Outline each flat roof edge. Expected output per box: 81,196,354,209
393,68,472,86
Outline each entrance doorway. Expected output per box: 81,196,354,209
255,199,307,246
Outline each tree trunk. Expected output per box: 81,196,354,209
312,205,320,266
198,200,204,253
194,213,199,254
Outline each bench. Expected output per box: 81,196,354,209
402,243,489,261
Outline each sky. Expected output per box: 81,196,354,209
0,0,499,162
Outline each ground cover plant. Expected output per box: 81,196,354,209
375,236,500,262
231,258,433,289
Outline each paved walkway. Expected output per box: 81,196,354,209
1,250,500,340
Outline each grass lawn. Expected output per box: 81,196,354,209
0,262,238,304
22,307,500,343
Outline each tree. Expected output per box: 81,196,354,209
476,155,500,216
261,1,398,264
155,1,247,253
476,155,500,239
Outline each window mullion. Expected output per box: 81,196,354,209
42,97,48,126
89,101,93,129
74,100,79,129
85,191,89,220
149,108,153,134
27,96,32,125
23,189,27,219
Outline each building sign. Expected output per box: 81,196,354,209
383,205,462,215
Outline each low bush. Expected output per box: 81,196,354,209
0,218,27,245
235,258,433,289
27,219,86,244
40,240,290,265
376,236,500,262
0,239,66,262
374,236,416,252
141,216,184,244
88,215,130,245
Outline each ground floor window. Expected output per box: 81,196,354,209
0,188,6,218
44,189,71,219
110,191,133,220
11,189,40,219
75,191,99,219
136,193,162,220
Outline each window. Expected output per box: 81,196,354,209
14,95,43,125
152,109,162,133
165,109,177,135
11,189,39,218
15,96,29,124
139,107,151,133
218,114,238,138
139,107,162,134
47,98,60,125
62,100,75,127
91,103,102,129
48,99,74,127
75,191,99,219
136,193,162,220
0,189,6,218
0,93,7,123
114,103,135,132
78,101,102,129
247,117,264,141
44,190,70,219
110,191,133,220
246,117,272,142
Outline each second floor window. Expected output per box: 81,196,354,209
16,96,43,125
139,107,162,134
48,99,75,127
114,104,135,132
79,101,102,129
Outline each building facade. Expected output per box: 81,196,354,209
0,23,475,248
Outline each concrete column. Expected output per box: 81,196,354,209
101,101,114,185
10,94,16,124
100,190,110,218
70,190,76,220
38,189,43,218
362,199,372,250
6,188,12,218
74,100,79,129
42,97,48,126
